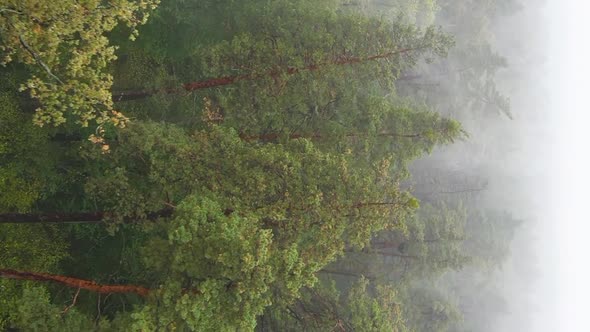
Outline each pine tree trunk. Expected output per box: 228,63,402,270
111,47,420,101
0,269,150,296
372,251,421,259
49,131,423,144
0,209,173,224
0,212,105,224
238,132,422,142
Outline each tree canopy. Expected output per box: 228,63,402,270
0,0,523,330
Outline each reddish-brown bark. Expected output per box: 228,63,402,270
182,75,248,91
238,132,422,142
112,47,421,101
0,269,151,297
49,131,422,144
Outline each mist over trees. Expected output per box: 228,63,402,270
0,0,535,331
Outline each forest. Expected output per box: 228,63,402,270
0,0,530,331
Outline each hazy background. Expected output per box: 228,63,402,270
474,0,582,330
493,2,555,331
546,0,590,331
416,0,569,330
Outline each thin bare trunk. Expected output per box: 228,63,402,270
318,268,376,281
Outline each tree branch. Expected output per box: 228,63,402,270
18,35,64,84
61,288,81,314
0,8,23,15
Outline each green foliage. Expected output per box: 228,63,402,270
134,195,274,331
0,1,520,331
197,12,453,135
409,202,471,274
463,210,522,269
345,278,408,332
401,285,462,332
9,286,110,332
0,0,158,128
341,0,440,26
260,276,409,331
0,225,67,271
0,224,69,329
77,118,430,329
0,71,91,213
0,92,47,211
